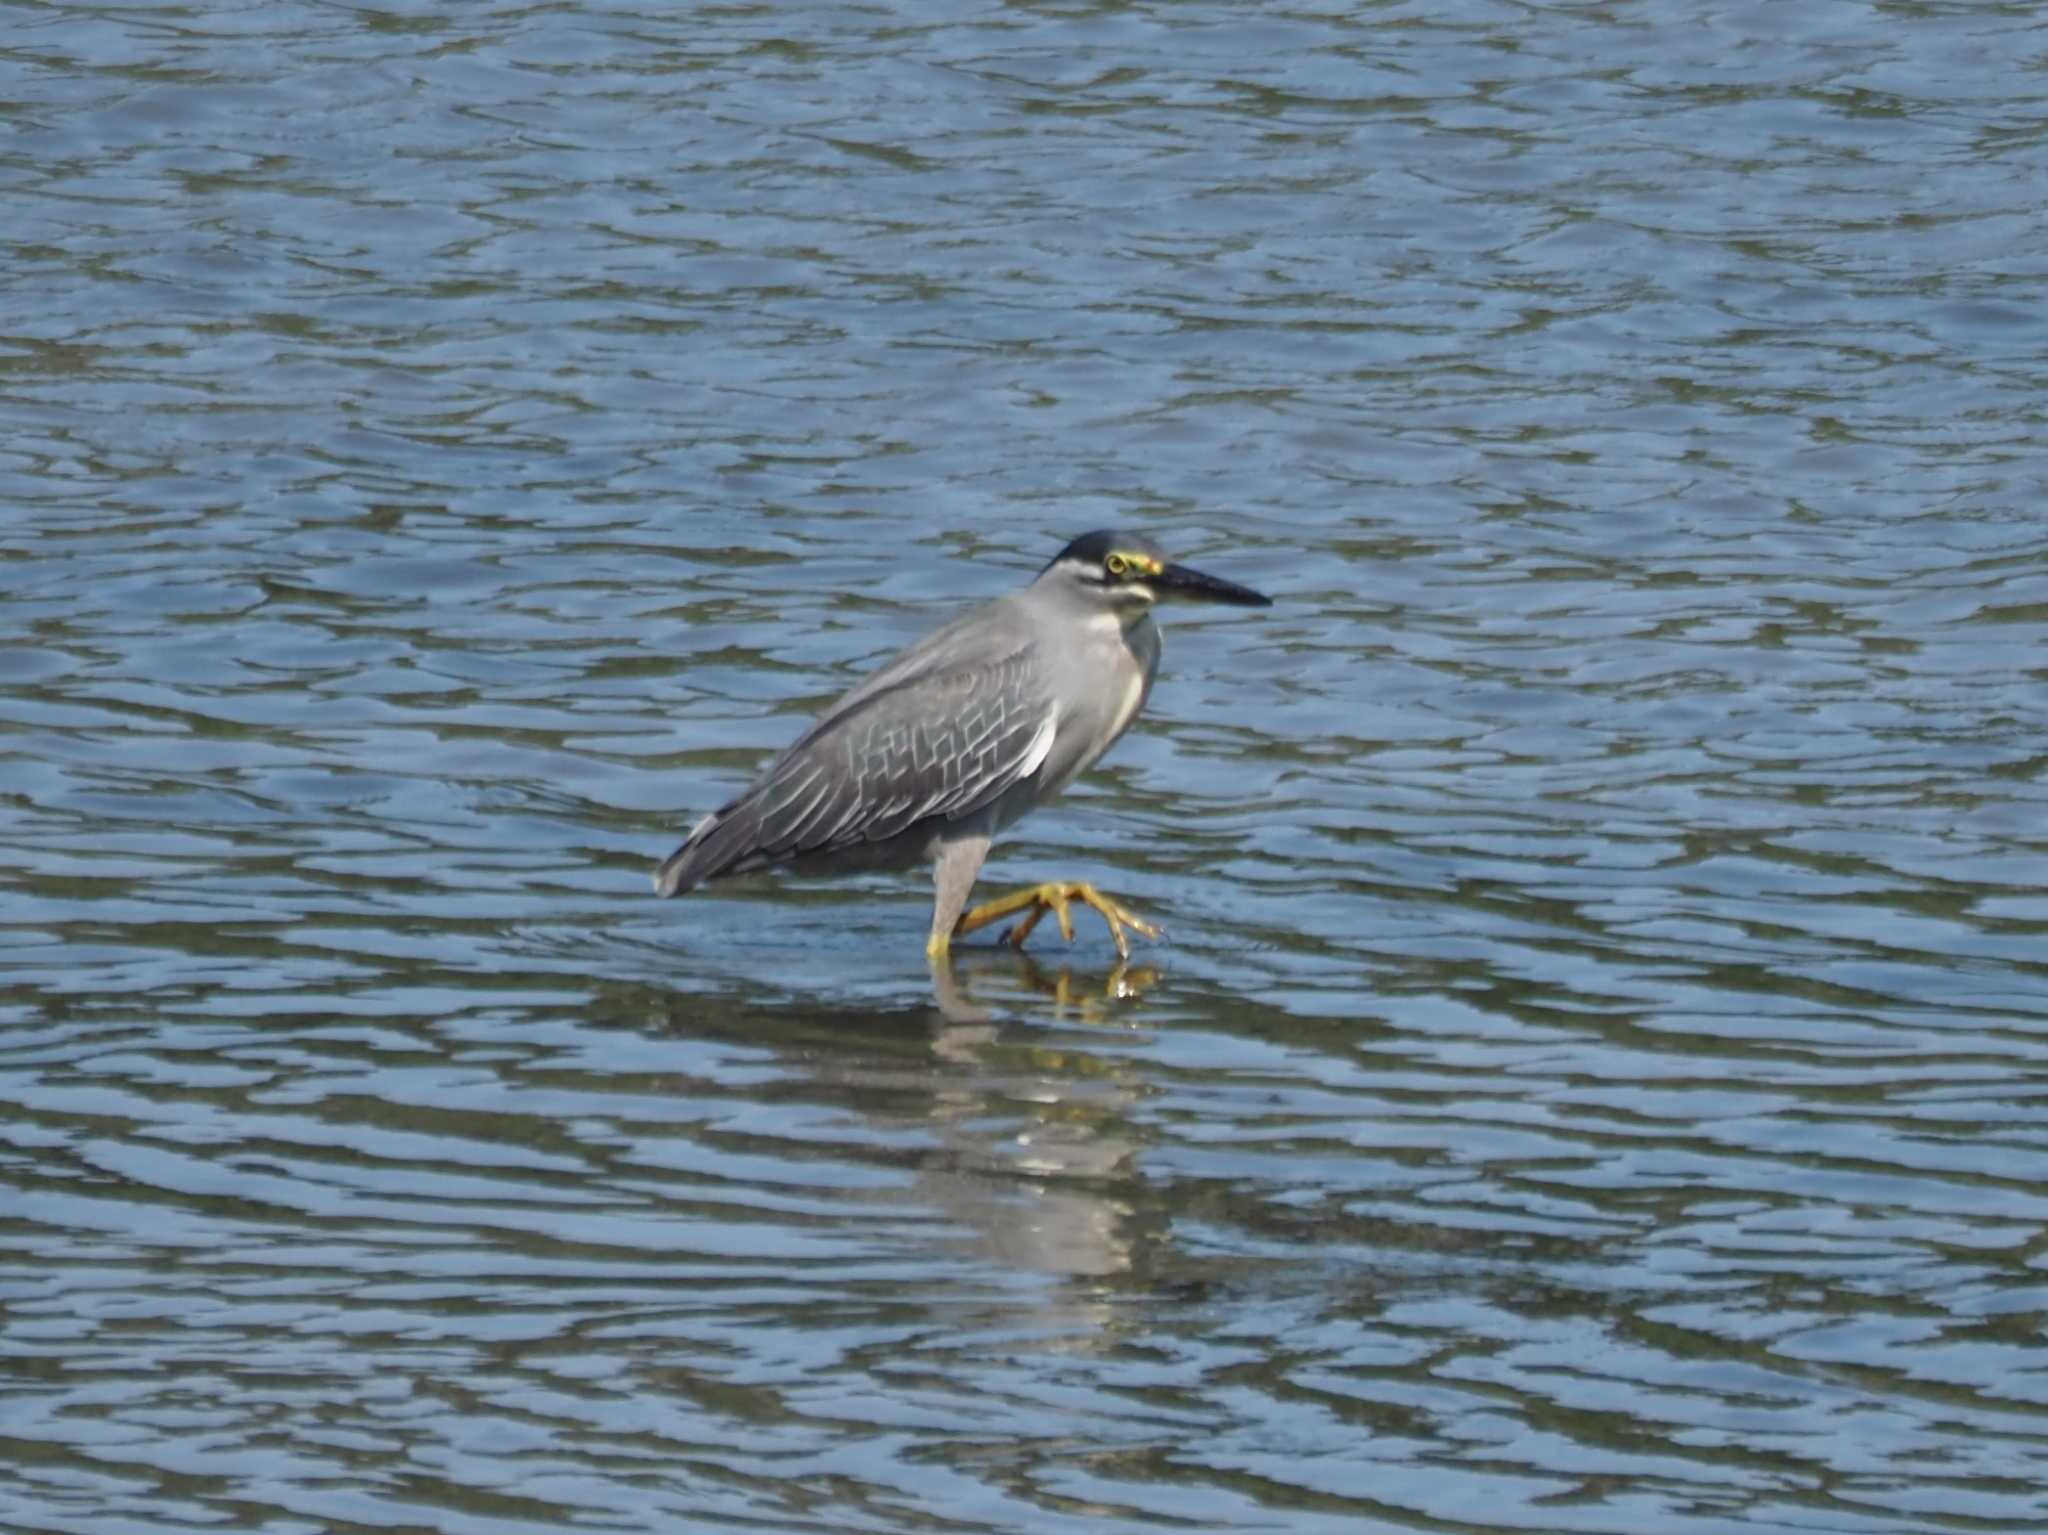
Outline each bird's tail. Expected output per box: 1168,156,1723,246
652,812,722,897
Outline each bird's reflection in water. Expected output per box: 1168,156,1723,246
912,950,1162,1280
928,946,1163,1028
630,948,1169,1281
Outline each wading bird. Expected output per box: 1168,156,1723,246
654,531,1271,960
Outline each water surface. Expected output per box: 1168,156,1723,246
4,2,2047,1531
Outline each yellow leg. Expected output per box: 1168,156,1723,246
952,881,1161,961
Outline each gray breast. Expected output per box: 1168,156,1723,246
1028,612,1160,807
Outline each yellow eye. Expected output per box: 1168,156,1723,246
1105,553,1130,577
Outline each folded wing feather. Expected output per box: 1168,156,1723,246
654,648,1057,896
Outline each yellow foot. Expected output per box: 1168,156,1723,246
952,881,1161,961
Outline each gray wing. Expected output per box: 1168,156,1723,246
654,636,1057,896
788,592,1035,744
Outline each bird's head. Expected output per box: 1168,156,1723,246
1037,530,1271,621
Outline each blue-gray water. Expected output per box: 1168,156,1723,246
5,2,2047,1532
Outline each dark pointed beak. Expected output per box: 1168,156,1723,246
1153,561,1272,607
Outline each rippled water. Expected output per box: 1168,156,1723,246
6,2,2048,1531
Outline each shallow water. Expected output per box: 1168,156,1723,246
5,2,2048,1531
